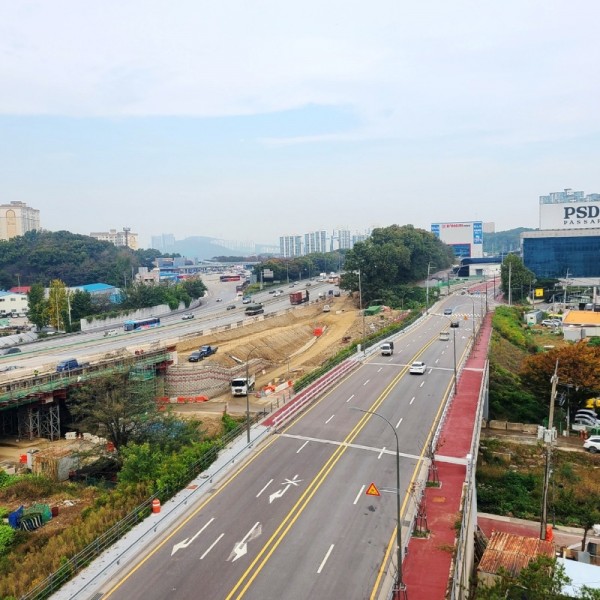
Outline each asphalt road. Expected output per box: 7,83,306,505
90,295,484,600
0,276,335,373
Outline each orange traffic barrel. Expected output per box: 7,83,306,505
152,498,161,514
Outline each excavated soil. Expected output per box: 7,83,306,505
174,295,401,418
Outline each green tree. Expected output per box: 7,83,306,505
69,289,95,325
47,279,69,331
27,283,48,329
67,371,159,453
340,224,454,308
500,254,536,304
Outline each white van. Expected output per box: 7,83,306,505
439,331,450,341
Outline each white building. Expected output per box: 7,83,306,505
304,230,327,254
0,291,29,316
431,221,483,259
0,202,40,241
90,228,139,249
279,235,302,258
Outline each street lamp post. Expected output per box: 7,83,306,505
350,407,407,599
358,269,366,352
245,346,262,443
425,262,436,315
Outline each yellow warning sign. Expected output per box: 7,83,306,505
366,483,380,497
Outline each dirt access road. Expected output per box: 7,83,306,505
173,295,402,428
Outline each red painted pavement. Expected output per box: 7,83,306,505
402,312,494,599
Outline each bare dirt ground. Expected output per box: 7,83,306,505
172,295,401,423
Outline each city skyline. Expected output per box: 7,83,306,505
1,1,599,246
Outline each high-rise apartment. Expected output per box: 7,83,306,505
304,230,327,254
279,235,302,258
0,201,40,241
90,228,139,249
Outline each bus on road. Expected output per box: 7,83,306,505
123,317,161,332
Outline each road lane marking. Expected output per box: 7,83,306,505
200,533,224,559
435,359,439,364
317,544,335,574
171,518,215,556
228,522,262,562
363,379,370,386
377,367,383,372
420,381,425,387
410,396,415,405
395,418,403,429
256,479,273,498
296,440,309,453
325,414,335,424
269,475,302,504
353,485,366,505
377,447,386,459
346,394,355,403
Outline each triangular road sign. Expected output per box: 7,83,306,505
366,482,380,497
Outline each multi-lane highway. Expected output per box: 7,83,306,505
84,293,484,600
0,276,336,373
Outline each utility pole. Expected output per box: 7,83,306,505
564,269,570,308
540,360,559,540
508,261,512,307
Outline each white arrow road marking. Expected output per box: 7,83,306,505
228,522,262,562
269,474,302,504
171,518,215,556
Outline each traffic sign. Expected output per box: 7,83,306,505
366,483,380,497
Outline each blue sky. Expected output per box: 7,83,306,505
1,0,599,247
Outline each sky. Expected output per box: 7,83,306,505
1,0,599,248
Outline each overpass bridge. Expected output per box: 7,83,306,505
0,346,175,442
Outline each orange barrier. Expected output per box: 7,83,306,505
152,499,161,514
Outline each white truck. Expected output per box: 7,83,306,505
380,341,394,356
231,375,256,397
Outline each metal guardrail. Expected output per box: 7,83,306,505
19,416,268,600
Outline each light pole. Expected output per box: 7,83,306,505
358,269,366,353
245,346,262,443
350,407,407,599
425,262,436,315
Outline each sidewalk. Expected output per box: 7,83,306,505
402,312,494,599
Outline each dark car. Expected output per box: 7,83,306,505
443,308,453,315
450,319,459,328
2,348,21,355
188,351,203,362
226,304,236,310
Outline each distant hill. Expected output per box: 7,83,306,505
165,236,246,260
483,227,536,255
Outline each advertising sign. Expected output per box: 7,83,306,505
540,202,600,230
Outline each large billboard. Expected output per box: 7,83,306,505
540,201,600,230
431,221,483,258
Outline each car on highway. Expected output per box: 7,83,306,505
268,290,276,294
274,290,282,297
181,313,194,320
188,351,203,363
226,304,236,310
443,308,453,315
2,347,21,355
242,296,252,304
450,319,459,328
216,298,223,302
409,361,427,375
583,436,600,453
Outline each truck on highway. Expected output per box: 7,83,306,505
245,303,264,316
289,290,309,305
198,345,218,359
231,375,256,396
56,358,90,373
380,342,394,356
